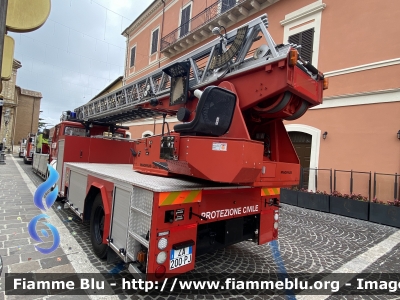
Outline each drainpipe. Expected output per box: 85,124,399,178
0,0,7,148
159,0,166,68
31,98,35,133
11,106,17,153
11,87,20,153
124,36,128,85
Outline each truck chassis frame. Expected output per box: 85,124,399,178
64,162,280,279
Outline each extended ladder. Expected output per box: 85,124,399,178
74,14,299,124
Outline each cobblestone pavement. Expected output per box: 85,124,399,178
0,155,90,300
5,154,400,299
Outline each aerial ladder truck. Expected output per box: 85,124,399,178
51,14,327,280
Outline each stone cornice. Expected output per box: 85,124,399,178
280,2,326,26
323,58,400,77
122,0,163,37
19,88,42,98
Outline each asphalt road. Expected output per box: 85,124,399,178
15,155,400,300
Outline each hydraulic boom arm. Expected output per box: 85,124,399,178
73,14,327,187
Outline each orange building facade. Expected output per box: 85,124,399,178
121,0,400,200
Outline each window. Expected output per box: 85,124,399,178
130,46,136,68
151,28,159,55
64,127,86,137
281,1,325,67
179,4,191,38
221,0,236,13
288,28,314,63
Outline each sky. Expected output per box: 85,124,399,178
9,0,153,128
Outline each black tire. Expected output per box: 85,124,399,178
23,157,28,164
90,194,108,259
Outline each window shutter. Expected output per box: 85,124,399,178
151,29,159,54
288,32,300,45
288,28,314,63
130,47,136,67
180,5,191,37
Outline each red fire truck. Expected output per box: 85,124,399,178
52,15,327,280
18,138,26,158
23,133,36,164
33,116,128,179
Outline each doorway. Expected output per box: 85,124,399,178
289,131,312,188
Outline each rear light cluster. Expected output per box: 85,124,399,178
156,251,167,264
158,237,168,250
155,237,168,278
155,265,166,278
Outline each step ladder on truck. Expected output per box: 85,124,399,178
52,14,327,280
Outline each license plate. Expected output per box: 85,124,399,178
170,246,192,270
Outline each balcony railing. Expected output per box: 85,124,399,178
161,0,246,52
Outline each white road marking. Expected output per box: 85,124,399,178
297,229,400,299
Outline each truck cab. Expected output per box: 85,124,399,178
50,119,127,170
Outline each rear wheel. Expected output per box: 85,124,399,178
90,194,108,259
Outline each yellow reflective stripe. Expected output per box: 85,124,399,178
183,190,201,204
161,191,181,206
159,190,202,206
261,187,281,196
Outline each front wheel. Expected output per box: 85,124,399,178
90,195,108,259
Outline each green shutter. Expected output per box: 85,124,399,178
288,28,314,63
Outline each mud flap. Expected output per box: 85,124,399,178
106,247,121,265
258,209,275,245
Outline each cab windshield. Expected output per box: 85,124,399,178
64,126,86,137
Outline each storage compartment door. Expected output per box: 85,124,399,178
56,140,65,188
110,187,131,253
67,171,87,213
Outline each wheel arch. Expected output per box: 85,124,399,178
84,183,112,244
